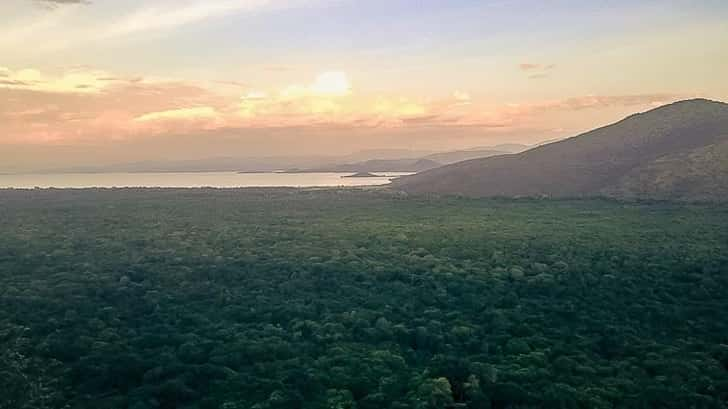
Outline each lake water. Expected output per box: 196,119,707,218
0,172,412,189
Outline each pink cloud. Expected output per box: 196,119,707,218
0,67,686,147
519,63,541,71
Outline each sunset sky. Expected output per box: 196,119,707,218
2,0,727,171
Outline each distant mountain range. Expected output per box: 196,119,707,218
393,99,728,202
293,147,521,173
44,144,529,174
287,158,444,173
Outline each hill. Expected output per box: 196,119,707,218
297,158,442,173
422,149,509,165
393,99,728,201
604,139,728,201
295,149,511,173
467,143,531,153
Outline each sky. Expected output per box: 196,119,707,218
1,0,727,171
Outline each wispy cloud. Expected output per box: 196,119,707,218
134,106,219,122
104,0,266,38
7,0,327,54
542,94,679,111
503,94,681,118
519,63,539,71
519,63,555,71
102,0,322,39
519,63,556,79
34,0,90,6
0,4,77,48
0,67,114,94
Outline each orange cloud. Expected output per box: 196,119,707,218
0,67,118,93
0,68,222,143
0,66,686,145
134,106,219,122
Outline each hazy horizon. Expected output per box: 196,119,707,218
2,0,727,172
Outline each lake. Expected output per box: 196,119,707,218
0,172,412,189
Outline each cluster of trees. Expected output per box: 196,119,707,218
1,188,727,409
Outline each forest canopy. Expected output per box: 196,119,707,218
1,188,727,409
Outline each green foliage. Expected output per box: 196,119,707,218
1,188,728,408
414,377,453,409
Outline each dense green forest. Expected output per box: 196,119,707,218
1,188,727,409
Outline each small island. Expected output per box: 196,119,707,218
342,172,383,178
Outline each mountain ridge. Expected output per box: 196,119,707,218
393,99,728,201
